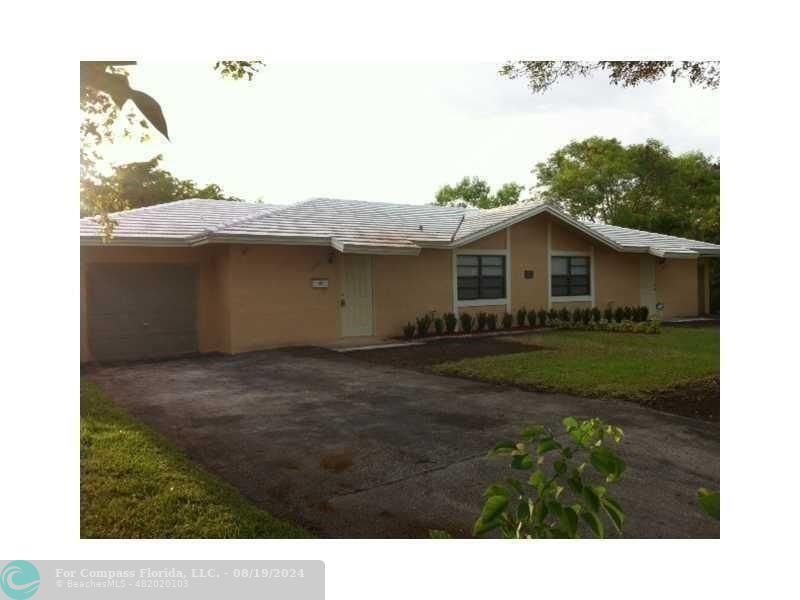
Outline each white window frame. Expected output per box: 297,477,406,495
549,249,595,304
452,247,511,310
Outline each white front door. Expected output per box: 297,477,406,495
639,255,657,315
341,254,374,337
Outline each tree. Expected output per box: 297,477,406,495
499,61,719,94
80,155,239,219
534,137,719,240
435,176,525,209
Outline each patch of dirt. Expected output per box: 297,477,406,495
320,449,354,473
637,376,719,422
347,336,546,371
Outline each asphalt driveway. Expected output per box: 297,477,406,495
86,347,720,538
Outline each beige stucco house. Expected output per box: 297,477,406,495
80,198,720,362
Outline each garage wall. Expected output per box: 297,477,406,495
373,249,452,337
80,245,229,362
225,244,341,353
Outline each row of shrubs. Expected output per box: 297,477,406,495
402,305,656,339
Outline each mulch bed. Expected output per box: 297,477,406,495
347,336,544,370
638,376,720,422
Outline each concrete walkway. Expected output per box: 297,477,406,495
87,348,720,538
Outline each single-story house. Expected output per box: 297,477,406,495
80,197,720,362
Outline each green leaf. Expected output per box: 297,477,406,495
581,510,605,539
505,477,524,494
567,470,584,494
562,416,578,430
521,425,547,441
560,506,579,538
601,496,625,533
697,488,720,520
554,459,567,474
528,470,546,491
517,500,531,522
537,439,562,454
590,446,626,482
490,441,516,455
582,486,601,514
511,454,534,470
483,484,509,498
473,495,509,536
428,529,453,539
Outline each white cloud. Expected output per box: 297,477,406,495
98,63,719,205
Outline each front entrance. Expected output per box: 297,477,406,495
639,255,657,315
341,254,374,337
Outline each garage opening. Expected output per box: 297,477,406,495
87,263,198,362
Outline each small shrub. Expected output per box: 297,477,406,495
416,313,432,337
571,308,582,324
487,313,498,331
516,307,527,327
402,322,415,339
460,312,474,333
623,306,633,321
631,307,642,323
559,307,570,322
443,312,458,334
640,305,649,322
537,308,548,327
548,308,559,323
614,306,625,323
502,312,513,330
592,307,602,323
433,317,444,336
476,312,488,332
603,307,613,322
473,418,626,539
581,308,592,325
527,309,537,328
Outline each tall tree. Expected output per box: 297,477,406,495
435,176,525,209
499,61,719,94
534,137,720,243
80,155,239,221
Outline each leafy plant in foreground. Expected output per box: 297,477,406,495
527,309,537,328
697,488,720,521
487,313,498,331
402,322,416,339
460,312,474,333
502,312,514,330
473,417,626,539
614,306,625,323
476,312,488,332
516,307,528,327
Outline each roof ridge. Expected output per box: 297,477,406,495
204,200,302,235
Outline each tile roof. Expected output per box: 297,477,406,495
80,197,720,257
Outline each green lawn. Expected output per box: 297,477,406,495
432,327,719,400
80,380,311,538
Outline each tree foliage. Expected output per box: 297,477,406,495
80,155,239,218
80,60,264,182
534,137,720,244
499,61,719,93
435,176,524,209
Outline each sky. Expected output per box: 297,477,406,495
98,63,720,206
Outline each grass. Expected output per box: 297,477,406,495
80,380,311,538
432,326,719,400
